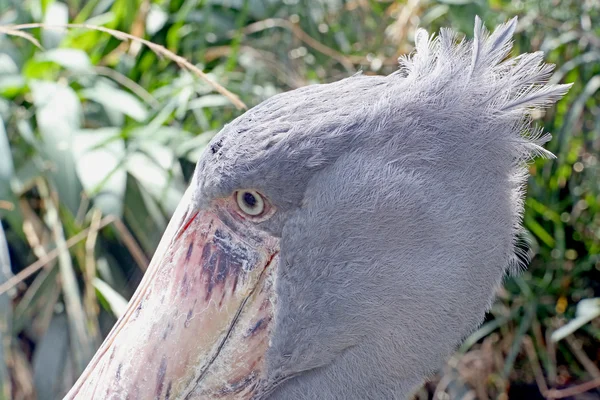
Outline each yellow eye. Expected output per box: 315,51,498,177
236,190,265,217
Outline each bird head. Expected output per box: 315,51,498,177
65,17,570,400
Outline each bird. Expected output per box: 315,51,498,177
64,16,571,400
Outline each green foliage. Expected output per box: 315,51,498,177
0,0,598,398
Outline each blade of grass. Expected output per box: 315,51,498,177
0,223,13,400
32,313,74,399
38,179,97,373
459,306,522,353
557,76,600,153
12,264,60,334
502,303,536,380
111,218,148,271
523,336,549,397
0,215,116,296
524,215,556,248
549,52,600,85
83,209,102,324
564,335,600,379
0,116,23,234
93,66,160,109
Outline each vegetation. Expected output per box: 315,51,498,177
0,0,598,399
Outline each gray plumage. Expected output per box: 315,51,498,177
191,17,569,399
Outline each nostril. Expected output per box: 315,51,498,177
211,139,223,154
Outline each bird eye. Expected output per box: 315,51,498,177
235,190,265,217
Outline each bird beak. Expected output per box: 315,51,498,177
64,187,280,399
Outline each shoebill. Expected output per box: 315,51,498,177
64,17,570,400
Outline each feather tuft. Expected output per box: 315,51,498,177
501,83,573,112
397,15,571,164
395,16,571,274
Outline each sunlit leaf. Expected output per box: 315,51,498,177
551,298,600,342
187,94,231,110
0,116,21,231
0,74,26,97
39,48,94,73
524,215,556,248
0,117,14,200
81,80,149,122
93,277,128,318
31,81,84,215
128,149,185,213
0,54,18,75
42,2,69,49
146,5,169,36
73,128,126,217
436,0,477,6
175,130,214,162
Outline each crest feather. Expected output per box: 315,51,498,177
399,16,572,162
396,16,572,273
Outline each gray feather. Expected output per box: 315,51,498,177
500,84,573,112
468,15,485,78
191,15,571,400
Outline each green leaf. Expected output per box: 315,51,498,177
0,55,24,98
123,174,166,255
93,278,128,318
81,80,149,122
187,94,231,110
0,223,13,400
541,31,580,53
73,128,126,217
175,130,214,162
127,145,185,216
0,74,27,98
0,54,18,75
550,52,600,85
459,306,521,353
551,298,600,342
420,5,450,26
130,94,178,138
502,303,536,379
524,215,556,248
0,116,21,232
31,81,84,216
43,191,97,375
32,313,76,400
0,117,14,200
39,49,94,73
146,5,169,36
42,1,69,49
437,0,478,5
557,76,600,153
12,265,60,334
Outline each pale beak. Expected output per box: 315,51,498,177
64,188,279,399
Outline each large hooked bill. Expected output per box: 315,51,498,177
63,188,280,399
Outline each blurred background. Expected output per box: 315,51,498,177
0,0,598,399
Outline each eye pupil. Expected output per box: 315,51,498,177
236,190,265,217
243,192,257,208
